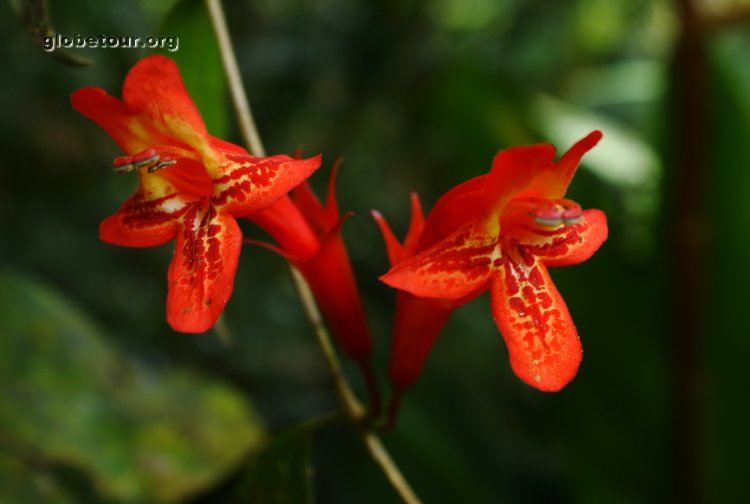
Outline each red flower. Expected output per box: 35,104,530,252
71,56,320,332
375,132,607,422
249,162,380,411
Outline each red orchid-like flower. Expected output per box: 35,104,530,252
375,132,607,422
71,56,320,332
249,162,380,411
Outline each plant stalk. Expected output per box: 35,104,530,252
205,1,421,502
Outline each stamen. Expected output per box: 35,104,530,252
147,159,177,173
111,148,176,174
532,207,562,227
113,155,135,173
527,199,584,228
561,209,583,225
131,148,160,169
561,202,583,225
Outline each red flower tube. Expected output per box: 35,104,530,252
249,162,379,411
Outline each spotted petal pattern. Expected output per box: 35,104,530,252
503,209,608,267
212,154,319,214
167,204,242,332
491,243,582,391
381,218,498,300
100,192,187,248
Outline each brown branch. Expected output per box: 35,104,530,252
670,0,708,502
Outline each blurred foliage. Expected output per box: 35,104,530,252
0,270,265,502
1,0,750,502
233,418,323,504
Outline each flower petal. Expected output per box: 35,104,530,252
291,159,343,235
417,176,485,251
122,55,209,152
372,192,425,266
291,182,327,234
100,191,189,247
515,131,602,200
380,218,496,299
166,205,242,333
209,135,249,155
150,157,214,199
248,195,320,261
483,143,557,216
403,192,426,257
212,154,322,215
389,293,456,392
371,209,403,266
71,87,170,154
504,209,608,267
490,252,582,391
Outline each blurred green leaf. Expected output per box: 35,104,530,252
233,419,322,504
137,0,182,24
158,0,227,138
531,93,661,189
705,31,750,504
0,270,264,503
0,451,78,504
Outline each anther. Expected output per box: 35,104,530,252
131,148,160,169
112,148,175,174
532,207,562,227
113,155,135,173
147,159,176,173
561,208,583,225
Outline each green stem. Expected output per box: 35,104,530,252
204,1,421,502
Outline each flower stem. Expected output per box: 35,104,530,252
289,267,366,419
204,0,265,157
204,1,421,502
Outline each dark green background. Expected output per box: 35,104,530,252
1,0,748,502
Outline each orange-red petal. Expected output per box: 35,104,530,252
212,154,322,216
248,195,320,261
380,218,496,299
291,159,342,235
483,143,557,215
372,192,425,266
371,210,404,266
388,293,457,393
166,204,242,333
417,176,485,251
503,209,608,267
122,55,209,149
136,154,213,200
99,192,188,247
514,131,602,200
402,192,426,257
71,87,170,154
490,253,582,391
